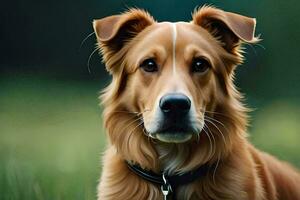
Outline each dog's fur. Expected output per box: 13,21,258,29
93,6,300,200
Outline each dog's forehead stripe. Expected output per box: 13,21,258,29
171,23,177,75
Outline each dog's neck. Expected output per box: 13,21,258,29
155,141,213,175
155,142,190,174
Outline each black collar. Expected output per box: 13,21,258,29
126,161,212,199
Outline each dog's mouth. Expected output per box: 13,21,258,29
144,112,205,143
155,132,193,143
146,125,200,143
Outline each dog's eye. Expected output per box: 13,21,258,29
191,58,210,73
140,58,158,72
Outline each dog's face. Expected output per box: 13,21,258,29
125,22,223,143
94,7,258,145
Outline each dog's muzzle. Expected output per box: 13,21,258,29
154,93,195,143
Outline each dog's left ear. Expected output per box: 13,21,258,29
192,6,259,54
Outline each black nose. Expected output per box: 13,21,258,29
159,93,191,115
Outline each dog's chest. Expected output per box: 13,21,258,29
155,145,248,200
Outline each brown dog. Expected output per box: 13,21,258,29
93,6,300,200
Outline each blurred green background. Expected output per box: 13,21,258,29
1,0,300,199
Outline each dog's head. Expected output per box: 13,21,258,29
94,6,259,170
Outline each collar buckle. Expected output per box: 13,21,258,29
161,173,172,200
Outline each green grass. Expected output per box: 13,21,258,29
250,100,300,167
0,77,106,200
0,77,300,199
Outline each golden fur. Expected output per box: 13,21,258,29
93,6,300,200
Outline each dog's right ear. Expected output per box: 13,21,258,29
93,9,155,72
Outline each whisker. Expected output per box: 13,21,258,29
244,43,257,56
122,116,144,132
192,116,216,157
194,117,221,178
143,128,156,144
109,109,151,116
205,119,227,147
199,109,232,119
126,120,144,151
79,32,95,50
212,153,221,184
110,111,141,115
202,124,213,156
254,42,266,50
111,109,152,146
128,121,144,136
143,128,150,139
204,123,216,156
87,47,99,74
205,115,230,135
